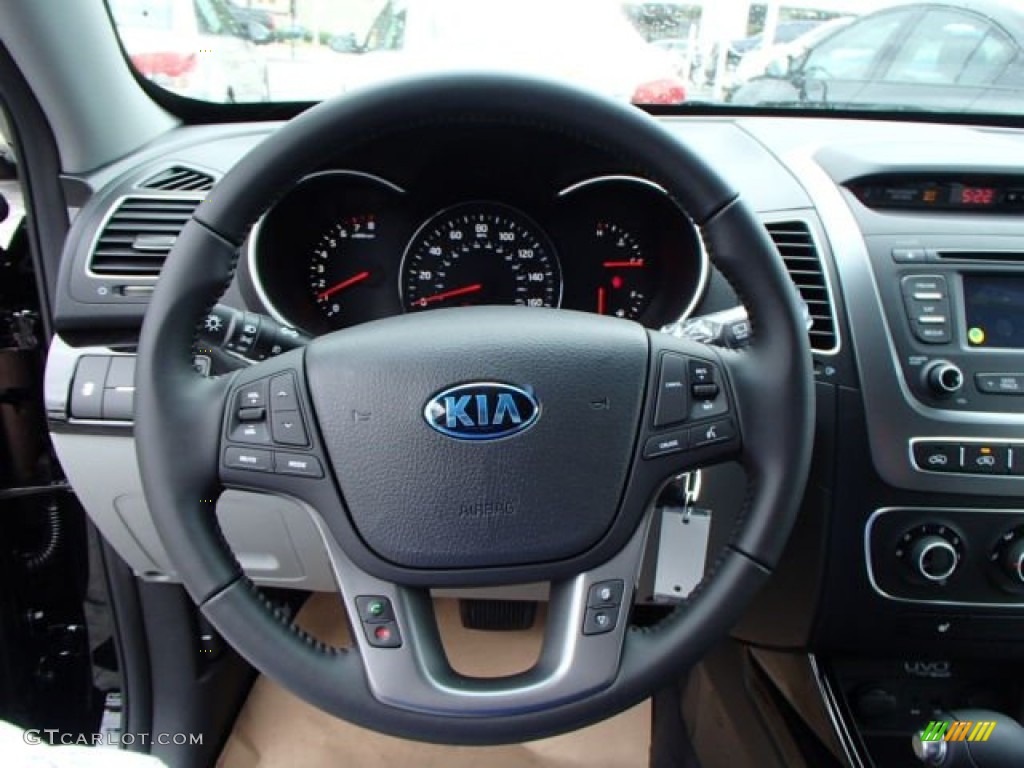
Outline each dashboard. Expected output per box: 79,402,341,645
250,167,704,335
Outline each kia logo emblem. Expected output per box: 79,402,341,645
424,382,540,441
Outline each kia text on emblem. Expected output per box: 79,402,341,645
424,382,540,440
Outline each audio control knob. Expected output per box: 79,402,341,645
923,360,963,397
991,527,1024,592
897,524,963,585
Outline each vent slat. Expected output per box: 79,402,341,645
139,165,216,192
765,220,838,353
90,196,201,277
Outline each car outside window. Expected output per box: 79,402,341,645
883,9,1013,86
802,10,908,80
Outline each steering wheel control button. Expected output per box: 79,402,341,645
224,447,273,472
273,452,323,478
912,442,960,473
690,418,736,449
963,443,1009,474
587,580,624,609
644,431,688,459
237,381,267,410
356,596,395,623
653,353,688,427
689,360,728,419
230,421,271,444
583,607,618,636
269,373,299,412
238,407,266,422
270,411,309,446
365,622,402,649
70,356,111,419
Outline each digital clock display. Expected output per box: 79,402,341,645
959,186,997,206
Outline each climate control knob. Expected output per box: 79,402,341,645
991,527,1024,592
910,535,959,582
897,524,963,584
923,360,964,397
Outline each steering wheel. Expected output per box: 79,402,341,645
134,74,813,744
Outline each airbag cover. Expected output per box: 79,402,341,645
304,307,648,569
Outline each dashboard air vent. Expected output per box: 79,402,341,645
90,196,200,277
139,165,215,192
765,220,839,354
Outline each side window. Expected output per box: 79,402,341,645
803,11,908,80
364,3,407,52
883,10,1009,86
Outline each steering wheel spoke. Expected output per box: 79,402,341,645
307,501,651,716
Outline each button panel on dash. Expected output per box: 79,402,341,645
912,440,1020,476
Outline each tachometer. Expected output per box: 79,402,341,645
401,203,561,311
308,214,381,322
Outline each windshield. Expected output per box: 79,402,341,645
106,0,1024,114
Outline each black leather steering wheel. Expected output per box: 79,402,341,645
134,74,814,744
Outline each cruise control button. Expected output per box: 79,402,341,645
692,383,720,400
224,447,273,472
273,452,323,478
643,431,688,459
964,444,1009,474
269,373,299,412
653,353,688,428
236,381,267,410
583,607,618,636
587,580,624,608
230,421,271,445
690,418,736,448
912,442,960,472
271,411,308,446
689,361,714,384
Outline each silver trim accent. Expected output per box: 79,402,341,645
246,170,406,330
85,193,206,282
782,148,1024,497
808,654,868,768
865,506,1024,607
305,498,652,715
915,539,958,583
762,213,842,356
557,173,709,326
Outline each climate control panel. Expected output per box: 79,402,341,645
867,507,1024,605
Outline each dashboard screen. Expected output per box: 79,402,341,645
964,275,1024,348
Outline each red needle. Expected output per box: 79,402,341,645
597,286,606,315
317,270,371,301
415,283,483,306
603,260,645,268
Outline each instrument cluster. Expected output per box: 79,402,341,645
248,170,706,335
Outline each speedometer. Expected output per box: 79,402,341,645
401,203,561,312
